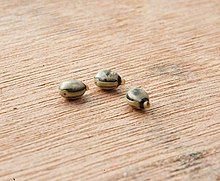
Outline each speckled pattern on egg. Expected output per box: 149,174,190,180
59,80,88,99
94,70,124,89
126,88,150,109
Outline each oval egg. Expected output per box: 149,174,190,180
126,87,150,109
94,70,125,90
59,80,88,99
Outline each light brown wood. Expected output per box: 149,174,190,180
1,0,220,180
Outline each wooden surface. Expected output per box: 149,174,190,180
1,0,220,180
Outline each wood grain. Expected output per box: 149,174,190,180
0,0,220,180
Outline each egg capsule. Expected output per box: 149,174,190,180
126,87,150,109
59,80,88,99
94,70,125,90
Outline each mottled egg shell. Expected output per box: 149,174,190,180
59,80,87,99
126,88,150,109
94,70,123,89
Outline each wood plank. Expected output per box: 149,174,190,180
0,0,220,180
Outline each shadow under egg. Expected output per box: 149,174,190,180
128,104,152,114
63,94,89,105
100,88,124,95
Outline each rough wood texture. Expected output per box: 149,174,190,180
1,0,220,180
